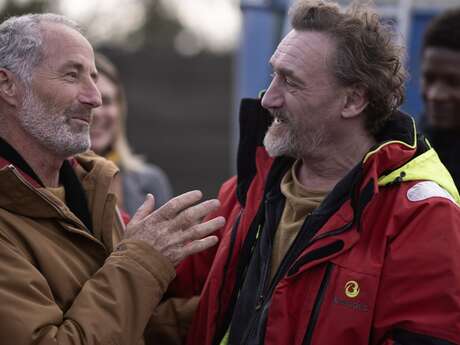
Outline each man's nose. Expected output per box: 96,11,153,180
79,79,102,108
261,80,283,110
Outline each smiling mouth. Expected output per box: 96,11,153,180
274,117,284,125
72,117,91,124
273,114,289,125
270,110,288,125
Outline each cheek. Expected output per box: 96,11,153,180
285,94,307,116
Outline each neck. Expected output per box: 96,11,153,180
0,116,63,187
296,127,376,192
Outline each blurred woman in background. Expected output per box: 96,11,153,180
91,53,172,215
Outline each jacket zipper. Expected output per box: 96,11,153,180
7,165,105,247
241,218,351,344
212,209,243,345
239,196,288,344
302,262,334,345
254,197,279,310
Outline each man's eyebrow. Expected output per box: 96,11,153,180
59,60,84,71
59,60,98,80
274,65,304,85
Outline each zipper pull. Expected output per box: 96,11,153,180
255,294,264,310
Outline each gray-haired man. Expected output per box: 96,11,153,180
0,13,224,344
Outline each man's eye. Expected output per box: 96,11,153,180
285,78,297,87
66,71,78,79
270,72,298,89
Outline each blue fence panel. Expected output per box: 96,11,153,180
402,10,440,119
231,0,290,167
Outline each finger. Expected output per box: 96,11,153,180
178,216,225,244
175,236,219,265
130,194,155,224
155,190,203,221
176,199,221,229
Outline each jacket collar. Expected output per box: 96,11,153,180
0,137,43,187
0,139,103,233
236,98,427,214
236,98,274,206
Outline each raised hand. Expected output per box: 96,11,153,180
125,190,225,266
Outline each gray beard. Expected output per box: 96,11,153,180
18,88,90,158
263,124,297,158
263,121,326,159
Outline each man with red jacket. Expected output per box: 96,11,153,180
172,0,460,344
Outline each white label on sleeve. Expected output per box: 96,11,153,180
407,181,456,204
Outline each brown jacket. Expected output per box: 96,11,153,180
0,151,175,345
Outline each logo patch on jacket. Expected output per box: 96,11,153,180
333,280,369,312
407,181,455,203
344,280,360,298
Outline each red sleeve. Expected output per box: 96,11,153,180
167,176,240,298
372,198,460,344
120,208,131,225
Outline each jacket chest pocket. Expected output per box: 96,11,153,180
309,263,380,345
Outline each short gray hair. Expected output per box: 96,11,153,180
0,13,82,83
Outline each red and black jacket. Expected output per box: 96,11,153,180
172,98,460,345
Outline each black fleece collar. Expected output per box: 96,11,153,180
0,137,93,233
0,137,42,186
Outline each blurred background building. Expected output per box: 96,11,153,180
0,0,458,198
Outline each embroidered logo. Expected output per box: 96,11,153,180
344,280,360,298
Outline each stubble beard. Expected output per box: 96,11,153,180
18,88,91,158
263,109,326,159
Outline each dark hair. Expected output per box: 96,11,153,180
289,0,406,135
423,7,460,52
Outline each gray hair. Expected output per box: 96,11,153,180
290,0,406,135
0,13,82,84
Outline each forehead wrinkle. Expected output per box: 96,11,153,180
272,35,334,81
271,45,310,76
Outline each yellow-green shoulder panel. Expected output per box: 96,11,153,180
378,148,460,204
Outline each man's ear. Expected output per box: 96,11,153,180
341,85,369,119
0,68,20,107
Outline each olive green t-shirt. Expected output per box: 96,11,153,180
270,160,328,281
42,185,66,203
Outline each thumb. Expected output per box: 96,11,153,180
130,193,155,223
